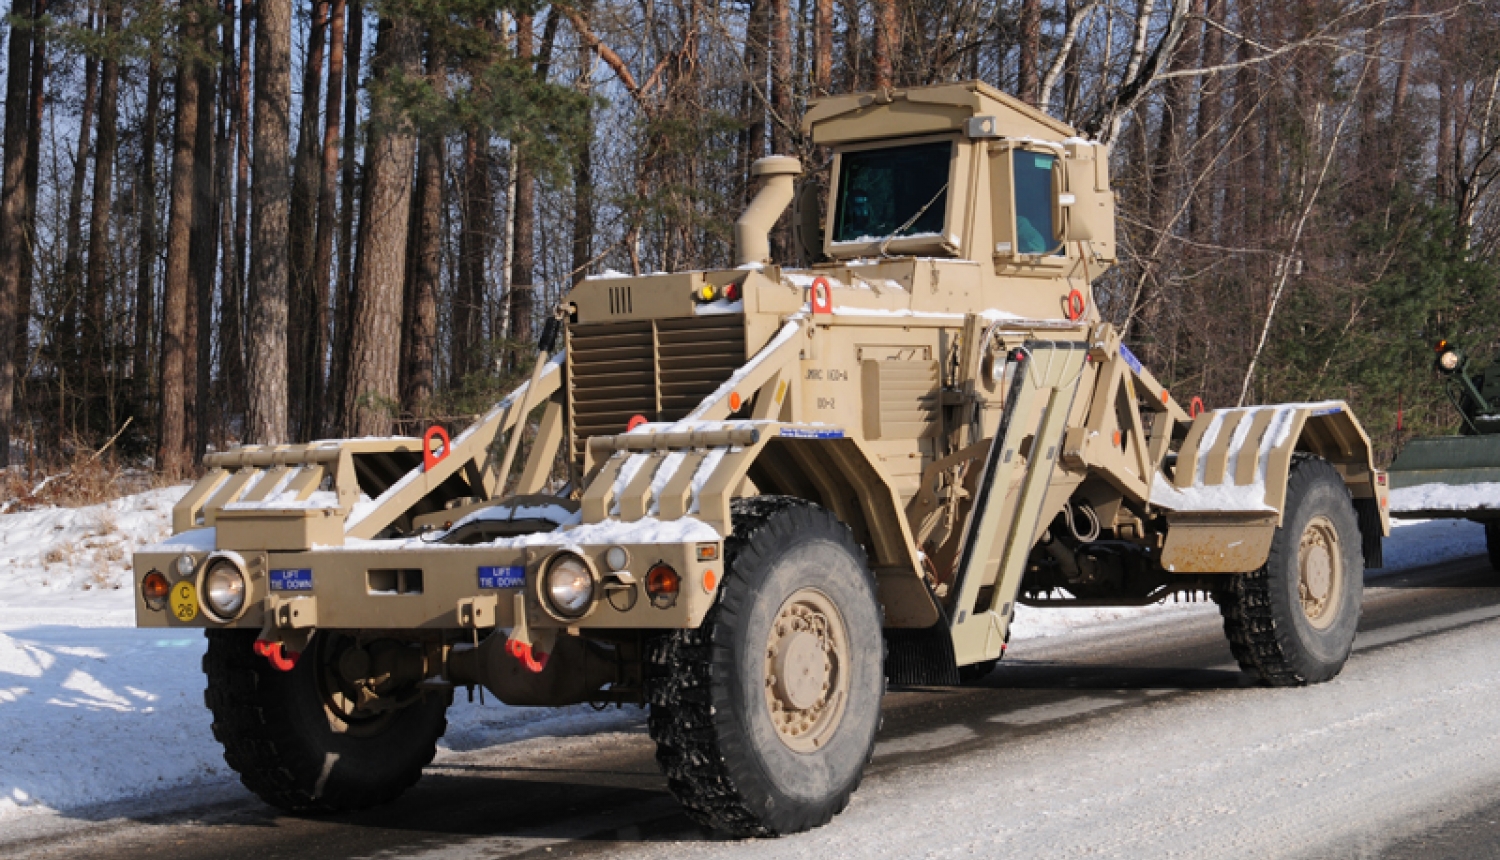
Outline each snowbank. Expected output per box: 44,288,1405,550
0,488,1488,824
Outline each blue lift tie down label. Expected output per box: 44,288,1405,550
1118,344,1144,375
479,566,525,589
779,427,845,439
269,569,314,591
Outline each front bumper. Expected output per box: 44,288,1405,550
133,530,722,633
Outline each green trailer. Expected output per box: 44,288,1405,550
1387,340,1500,569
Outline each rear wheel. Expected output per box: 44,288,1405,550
647,497,885,836
1216,457,1363,686
204,629,450,812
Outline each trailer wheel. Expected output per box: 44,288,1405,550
1216,457,1363,686
647,497,884,837
1485,522,1500,573
203,629,450,812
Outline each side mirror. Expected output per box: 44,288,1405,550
1054,146,1116,261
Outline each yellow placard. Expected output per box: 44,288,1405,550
170,580,198,622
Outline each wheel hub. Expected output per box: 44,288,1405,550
764,589,849,753
1298,515,1342,629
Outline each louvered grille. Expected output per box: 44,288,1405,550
567,315,747,466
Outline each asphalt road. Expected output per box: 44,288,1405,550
5,555,1499,860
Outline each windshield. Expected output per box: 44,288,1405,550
832,141,952,243
1014,150,1061,255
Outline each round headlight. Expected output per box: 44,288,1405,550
1439,349,1461,372
544,554,595,618
204,563,247,619
175,553,196,577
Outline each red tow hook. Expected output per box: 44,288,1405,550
506,638,549,673
253,639,300,672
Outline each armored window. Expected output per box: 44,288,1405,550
831,142,952,244
1013,151,1062,255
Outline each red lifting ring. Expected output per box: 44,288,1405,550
253,639,300,672
1065,289,1086,321
811,277,833,314
627,414,648,431
423,425,451,471
1189,396,1206,418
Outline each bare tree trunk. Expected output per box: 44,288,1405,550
217,0,244,421
287,0,327,438
1018,0,1040,105
872,0,896,89
507,15,536,364
60,28,99,390
1189,0,1223,240
770,0,792,154
132,49,160,410
245,0,292,444
17,0,48,388
813,0,832,96
84,0,121,381
402,42,442,416
453,127,489,383
0,0,36,467
308,0,345,438
191,27,219,459
740,0,769,194
328,0,362,435
343,12,420,436
571,26,595,287
227,0,251,418
158,11,203,478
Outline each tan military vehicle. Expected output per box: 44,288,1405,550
134,81,1390,836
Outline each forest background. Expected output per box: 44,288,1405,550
0,0,1497,491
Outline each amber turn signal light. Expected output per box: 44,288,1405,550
142,570,170,612
646,563,681,608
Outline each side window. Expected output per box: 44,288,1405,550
1013,151,1060,255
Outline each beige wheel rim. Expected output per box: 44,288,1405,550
764,588,850,753
1298,515,1343,629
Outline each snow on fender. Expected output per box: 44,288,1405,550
1151,400,1385,574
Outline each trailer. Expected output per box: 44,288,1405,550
1388,339,1500,568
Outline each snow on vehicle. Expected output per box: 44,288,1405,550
132,81,1390,836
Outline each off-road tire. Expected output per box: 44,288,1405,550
204,629,451,812
1215,457,1363,686
1485,521,1500,573
646,497,885,837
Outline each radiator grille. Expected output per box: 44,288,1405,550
567,315,747,466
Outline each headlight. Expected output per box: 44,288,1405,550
1439,349,1461,372
204,562,247,619
544,554,595,618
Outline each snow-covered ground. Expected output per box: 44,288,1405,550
0,488,1488,825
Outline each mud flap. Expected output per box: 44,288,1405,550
885,621,961,687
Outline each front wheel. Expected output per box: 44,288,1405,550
1216,457,1363,686
647,497,885,837
204,629,450,812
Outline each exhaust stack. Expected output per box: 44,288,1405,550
735,156,803,267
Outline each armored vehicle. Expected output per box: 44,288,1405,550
1388,340,1500,568
134,81,1390,836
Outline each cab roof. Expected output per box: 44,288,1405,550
802,80,1079,146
